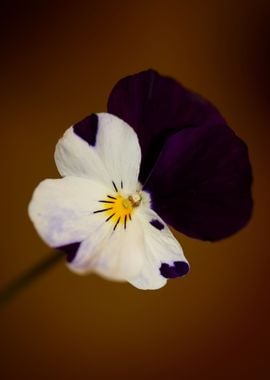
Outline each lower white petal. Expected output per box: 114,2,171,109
68,213,145,280
92,216,145,280
128,207,189,290
66,222,111,274
29,174,188,289
129,253,167,290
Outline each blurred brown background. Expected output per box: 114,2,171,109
0,1,269,379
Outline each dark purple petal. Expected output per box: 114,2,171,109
160,261,189,278
108,69,225,183
108,70,253,241
73,113,98,146
150,219,165,230
57,242,81,263
146,122,253,241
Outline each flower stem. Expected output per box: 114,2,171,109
0,250,65,308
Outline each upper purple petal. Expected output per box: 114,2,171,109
107,69,253,241
108,69,226,183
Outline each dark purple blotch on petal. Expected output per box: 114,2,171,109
73,113,98,146
150,219,164,230
160,261,189,279
108,69,253,241
57,242,81,263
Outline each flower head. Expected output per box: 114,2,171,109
28,70,253,290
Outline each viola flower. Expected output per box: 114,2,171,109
29,113,189,289
28,70,253,290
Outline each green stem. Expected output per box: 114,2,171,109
0,250,65,308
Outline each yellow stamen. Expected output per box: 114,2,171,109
104,192,142,228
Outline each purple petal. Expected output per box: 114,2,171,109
108,70,253,241
108,69,225,183
146,124,253,240
73,113,98,146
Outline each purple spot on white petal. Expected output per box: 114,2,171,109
57,242,81,263
150,219,164,230
73,113,98,146
160,261,189,278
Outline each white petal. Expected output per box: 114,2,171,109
128,207,189,290
95,113,141,193
68,213,145,280
54,125,112,187
28,176,109,247
93,217,145,280
54,113,141,193
66,221,111,274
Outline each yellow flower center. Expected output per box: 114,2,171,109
94,192,142,230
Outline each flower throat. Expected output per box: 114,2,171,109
93,181,142,231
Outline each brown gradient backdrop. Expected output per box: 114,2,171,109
0,1,269,379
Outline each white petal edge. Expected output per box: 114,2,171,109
28,176,110,248
54,124,112,188
128,204,189,290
